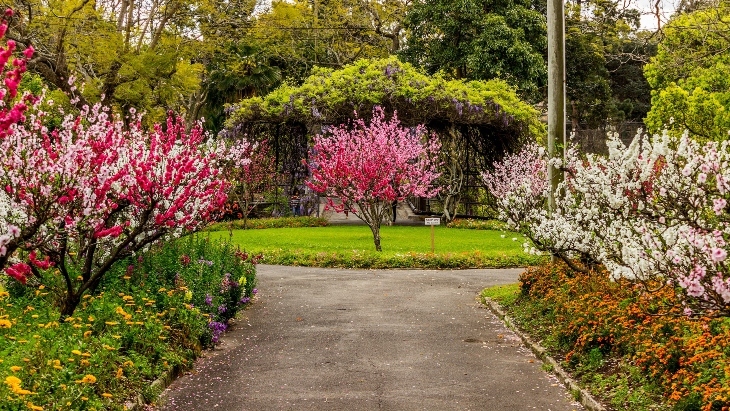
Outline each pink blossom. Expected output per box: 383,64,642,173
711,247,727,262
713,198,726,215
306,107,440,251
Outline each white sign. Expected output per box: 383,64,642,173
424,217,441,226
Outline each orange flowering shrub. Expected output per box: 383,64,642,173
517,263,730,410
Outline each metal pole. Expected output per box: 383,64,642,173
547,0,565,214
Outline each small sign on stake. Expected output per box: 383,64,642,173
424,217,440,252
424,218,441,226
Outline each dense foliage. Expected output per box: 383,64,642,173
644,1,730,141
226,57,543,139
399,0,547,101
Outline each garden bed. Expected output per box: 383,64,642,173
0,236,257,410
481,263,730,411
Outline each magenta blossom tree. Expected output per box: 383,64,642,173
306,107,441,251
0,16,249,316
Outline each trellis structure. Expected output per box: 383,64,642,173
223,57,544,219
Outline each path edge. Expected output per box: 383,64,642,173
482,297,606,411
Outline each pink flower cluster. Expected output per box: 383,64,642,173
0,18,248,313
306,107,441,217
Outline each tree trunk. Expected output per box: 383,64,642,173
369,223,382,252
59,291,81,319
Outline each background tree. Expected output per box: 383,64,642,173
221,139,277,228
245,0,395,84
644,0,730,140
399,0,547,101
564,0,653,131
1,0,257,125
306,107,440,251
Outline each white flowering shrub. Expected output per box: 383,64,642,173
484,131,730,316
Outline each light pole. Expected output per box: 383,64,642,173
547,0,565,215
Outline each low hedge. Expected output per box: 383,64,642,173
258,249,541,269
205,216,328,231
0,236,257,410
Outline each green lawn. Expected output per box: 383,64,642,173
207,225,544,268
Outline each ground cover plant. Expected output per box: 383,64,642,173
209,224,543,268
481,263,730,411
0,235,257,410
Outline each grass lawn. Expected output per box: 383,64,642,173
207,225,544,268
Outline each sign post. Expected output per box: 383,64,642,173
424,217,441,253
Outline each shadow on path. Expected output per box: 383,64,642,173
158,265,583,411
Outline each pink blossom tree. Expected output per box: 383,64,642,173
0,16,248,316
221,139,276,228
306,107,441,251
2,101,240,316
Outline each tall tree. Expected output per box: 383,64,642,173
400,0,547,101
1,0,256,124
644,0,730,140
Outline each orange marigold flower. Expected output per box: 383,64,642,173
74,374,97,384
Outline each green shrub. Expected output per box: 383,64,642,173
447,219,509,231
205,216,328,231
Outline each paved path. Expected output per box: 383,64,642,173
158,265,583,411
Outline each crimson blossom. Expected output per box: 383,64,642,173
306,107,441,251
0,20,247,315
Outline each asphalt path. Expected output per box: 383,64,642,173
158,265,584,411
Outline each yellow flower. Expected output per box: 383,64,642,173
71,350,82,356
83,331,92,338
102,393,113,398
123,360,134,367
26,402,43,410
0,319,12,328
115,368,124,379
80,360,90,366
5,375,21,387
5,376,32,395
87,316,94,322
184,290,193,302
75,374,97,384
10,366,21,372
105,321,118,326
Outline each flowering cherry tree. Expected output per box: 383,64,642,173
306,107,441,251
484,131,730,317
221,139,276,228
0,18,248,316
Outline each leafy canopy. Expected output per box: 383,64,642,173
399,0,547,101
226,57,544,140
644,2,730,140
